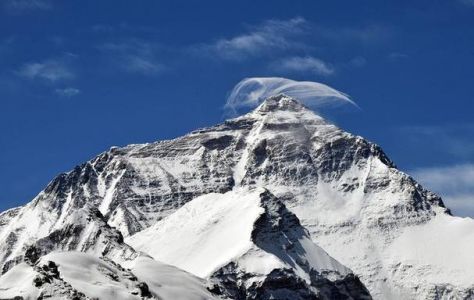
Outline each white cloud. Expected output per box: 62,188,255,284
199,17,308,61
225,77,356,114
411,164,474,217
17,59,74,82
100,40,163,75
270,56,335,76
193,18,391,65
55,87,80,97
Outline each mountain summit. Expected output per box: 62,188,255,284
254,94,309,112
1,95,473,299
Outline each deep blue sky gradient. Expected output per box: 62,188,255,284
1,0,473,212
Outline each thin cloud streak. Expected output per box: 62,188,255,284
195,17,309,61
17,59,74,82
193,17,391,65
99,39,164,75
270,56,335,76
55,87,80,97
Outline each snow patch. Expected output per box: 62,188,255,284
99,169,126,215
127,189,264,278
387,214,474,288
0,263,39,299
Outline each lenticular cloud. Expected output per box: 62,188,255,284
225,77,357,113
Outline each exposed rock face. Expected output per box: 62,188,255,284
0,259,92,300
211,265,370,300
208,190,372,300
0,94,472,299
0,201,137,274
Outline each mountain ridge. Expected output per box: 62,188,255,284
0,94,471,300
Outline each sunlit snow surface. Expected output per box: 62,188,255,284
126,188,350,281
386,214,474,290
0,252,219,300
225,77,356,114
0,263,39,299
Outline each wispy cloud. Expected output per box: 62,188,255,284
125,55,163,75
196,17,309,61
411,164,474,217
14,55,79,96
17,58,74,82
270,56,335,76
55,87,80,97
194,17,390,65
3,0,52,13
99,39,163,75
225,77,355,115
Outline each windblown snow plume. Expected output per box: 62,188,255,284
225,77,356,114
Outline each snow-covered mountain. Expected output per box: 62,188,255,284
0,94,473,299
127,188,371,299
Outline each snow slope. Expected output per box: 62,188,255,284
127,188,370,299
127,256,220,300
385,214,474,298
0,263,41,299
40,252,147,300
0,251,221,300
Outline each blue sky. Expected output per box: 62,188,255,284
1,0,474,216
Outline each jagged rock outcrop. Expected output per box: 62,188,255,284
0,200,137,274
0,251,222,300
